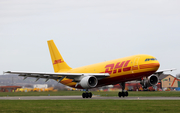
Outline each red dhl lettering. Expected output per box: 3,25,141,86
105,64,114,74
114,61,125,69
53,59,64,65
124,60,130,67
104,60,131,74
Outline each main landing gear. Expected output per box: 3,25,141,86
82,89,92,98
118,91,128,97
118,82,128,98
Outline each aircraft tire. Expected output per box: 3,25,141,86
85,93,89,98
118,92,122,97
125,91,128,97
122,92,125,97
82,92,93,98
89,92,92,98
82,93,86,98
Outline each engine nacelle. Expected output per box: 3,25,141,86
79,76,98,89
140,74,159,89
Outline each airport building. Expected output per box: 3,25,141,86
0,86,21,92
158,74,180,91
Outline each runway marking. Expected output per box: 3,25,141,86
0,96,180,100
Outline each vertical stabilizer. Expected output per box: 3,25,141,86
47,40,72,72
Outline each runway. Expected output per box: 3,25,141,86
0,96,180,100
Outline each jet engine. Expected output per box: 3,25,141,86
140,74,159,89
79,76,98,89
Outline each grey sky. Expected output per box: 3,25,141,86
0,0,180,76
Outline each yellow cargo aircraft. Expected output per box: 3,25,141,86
5,40,175,98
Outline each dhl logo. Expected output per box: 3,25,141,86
53,59,64,65
104,60,131,74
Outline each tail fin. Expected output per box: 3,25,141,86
47,40,72,72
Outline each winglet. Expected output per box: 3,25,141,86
47,40,72,72
3,71,11,75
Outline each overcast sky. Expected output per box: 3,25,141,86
0,0,180,76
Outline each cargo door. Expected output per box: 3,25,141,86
132,57,140,73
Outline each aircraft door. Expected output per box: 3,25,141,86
132,57,140,73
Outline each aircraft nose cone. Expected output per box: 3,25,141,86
156,62,160,68
153,61,160,71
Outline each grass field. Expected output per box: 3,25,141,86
0,91,180,113
0,100,180,113
0,91,180,97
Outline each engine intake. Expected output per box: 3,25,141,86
79,76,98,89
140,74,158,89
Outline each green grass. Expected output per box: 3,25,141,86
0,91,81,96
0,100,180,113
0,91,180,97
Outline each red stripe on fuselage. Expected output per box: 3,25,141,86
139,63,159,69
132,66,138,70
123,67,131,71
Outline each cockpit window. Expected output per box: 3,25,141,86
145,58,157,62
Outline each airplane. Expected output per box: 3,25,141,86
4,40,176,98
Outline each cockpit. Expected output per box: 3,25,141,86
145,58,157,62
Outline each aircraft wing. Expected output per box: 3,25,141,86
4,71,110,82
154,68,176,76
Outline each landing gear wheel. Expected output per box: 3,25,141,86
118,82,128,98
82,92,93,98
85,93,89,98
82,93,86,98
118,91,128,98
118,92,122,97
89,92,92,98
125,91,128,97
122,92,125,97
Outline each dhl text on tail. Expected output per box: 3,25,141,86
4,40,175,98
